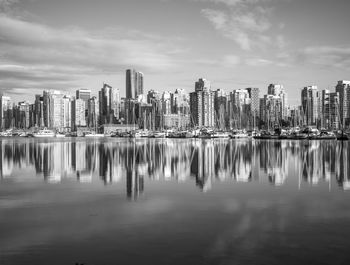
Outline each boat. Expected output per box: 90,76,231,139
212,131,230,139
33,128,55,138
337,132,349,141
0,131,12,137
153,131,166,138
131,130,149,138
55,133,66,138
84,132,105,137
198,131,213,139
230,130,249,139
309,131,336,140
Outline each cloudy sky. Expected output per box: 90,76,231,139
1,0,350,105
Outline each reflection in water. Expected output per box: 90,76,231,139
1,138,350,194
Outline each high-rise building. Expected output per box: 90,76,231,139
126,69,144,99
195,78,211,92
34,95,44,127
76,89,91,107
76,89,91,124
99,83,111,124
335,80,350,128
320,89,340,130
246,87,260,117
147,90,160,104
99,84,120,124
190,78,215,127
43,90,51,127
268,84,287,119
0,94,12,130
229,89,251,129
214,89,227,129
110,87,121,123
15,101,30,129
71,98,86,130
44,91,72,131
49,91,64,129
301,86,320,126
62,96,71,129
162,91,172,115
171,88,189,115
87,96,99,128
261,94,283,128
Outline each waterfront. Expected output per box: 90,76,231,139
1,138,350,265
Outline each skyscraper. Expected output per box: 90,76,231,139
45,91,71,131
214,89,227,129
126,69,144,99
0,94,12,130
229,89,250,129
336,80,350,128
34,95,44,127
15,101,30,129
246,87,260,118
99,83,120,124
301,86,320,126
87,96,99,128
268,84,287,119
71,98,86,130
110,87,121,123
76,89,91,107
99,83,111,124
190,78,215,127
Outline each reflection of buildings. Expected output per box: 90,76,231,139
190,140,215,191
335,142,350,190
257,141,288,185
0,138,349,192
0,141,13,178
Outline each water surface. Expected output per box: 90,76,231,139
1,138,350,265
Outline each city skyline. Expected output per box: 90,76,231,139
2,75,350,132
1,0,350,105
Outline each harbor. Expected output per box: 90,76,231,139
1,126,349,141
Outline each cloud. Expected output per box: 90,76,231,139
195,0,271,6
0,14,182,96
223,54,241,66
245,58,273,66
298,46,350,69
200,0,283,51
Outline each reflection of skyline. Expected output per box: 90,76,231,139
0,139,349,193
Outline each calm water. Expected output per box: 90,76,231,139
1,138,350,265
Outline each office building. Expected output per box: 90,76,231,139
336,80,350,128
72,98,86,130
126,69,144,99
301,86,320,126
0,94,12,130
87,96,99,128
190,78,215,127
268,84,287,119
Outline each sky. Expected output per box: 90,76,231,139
1,0,350,106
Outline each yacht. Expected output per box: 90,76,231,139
55,133,66,138
153,131,166,138
33,128,55,138
84,132,105,138
212,131,230,138
230,130,249,139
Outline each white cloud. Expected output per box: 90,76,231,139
200,9,227,29
200,0,283,51
223,54,241,66
300,46,350,69
0,14,182,94
245,58,273,66
195,0,272,7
